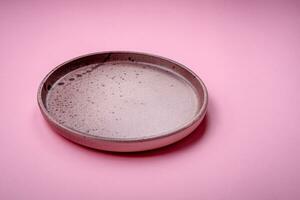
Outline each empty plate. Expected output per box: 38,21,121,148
37,51,208,152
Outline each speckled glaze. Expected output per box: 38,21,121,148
37,52,208,152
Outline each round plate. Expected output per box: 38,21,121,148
37,51,208,152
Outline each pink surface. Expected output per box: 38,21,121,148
1,1,300,199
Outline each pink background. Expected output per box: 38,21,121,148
1,1,300,199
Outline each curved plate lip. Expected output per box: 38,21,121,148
37,51,208,143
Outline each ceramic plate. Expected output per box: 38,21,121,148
37,52,208,152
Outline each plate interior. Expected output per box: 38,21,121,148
45,60,201,140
